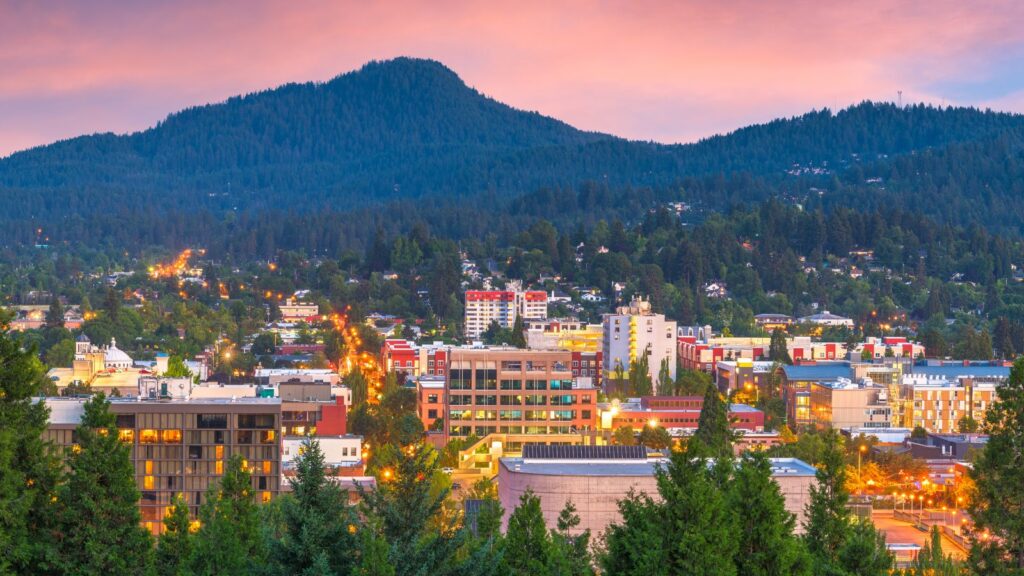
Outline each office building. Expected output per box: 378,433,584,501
45,397,282,535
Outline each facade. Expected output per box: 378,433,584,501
715,359,775,396
778,363,853,428
497,446,816,535
899,371,1003,433
416,376,446,430
602,297,677,385
525,318,603,353
444,348,597,439
380,339,450,378
47,336,151,394
282,435,362,471
254,368,339,387
597,396,764,436
464,289,548,339
798,310,854,328
45,397,282,535
679,335,847,374
570,350,603,390
754,313,795,332
853,337,925,360
808,379,892,430
8,304,84,331
278,299,320,322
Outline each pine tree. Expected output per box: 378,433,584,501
45,297,65,329
510,315,527,348
802,428,850,571
164,355,192,378
156,493,194,576
55,392,153,575
969,356,1024,572
505,490,563,575
191,454,265,575
269,437,358,576
730,451,810,576
835,519,892,575
910,525,962,575
656,357,672,396
0,313,62,573
355,527,395,576
769,328,792,364
553,499,594,576
690,384,733,458
601,492,668,576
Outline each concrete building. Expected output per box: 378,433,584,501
44,396,282,535
899,370,1003,433
380,339,450,378
525,318,603,353
444,348,597,440
679,335,848,374
278,298,320,322
602,297,677,386
754,313,795,332
497,445,816,535
798,310,854,329
464,289,548,339
282,435,363,472
47,336,152,395
416,375,446,430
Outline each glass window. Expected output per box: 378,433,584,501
197,414,228,429
238,414,275,429
161,429,182,444
139,429,158,444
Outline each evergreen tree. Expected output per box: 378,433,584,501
969,356,1024,573
510,315,527,348
656,357,672,396
505,490,565,575
729,451,810,576
45,298,65,329
156,493,194,576
627,353,652,397
638,425,672,449
164,355,192,378
690,384,733,458
347,366,369,407
553,499,594,576
355,527,395,576
0,313,61,573
601,492,667,576
55,392,153,575
191,454,265,576
768,328,792,364
909,525,961,575
835,519,892,576
269,437,358,576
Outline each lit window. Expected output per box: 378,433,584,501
215,446,224,459
215,461,223,475
262,461,272,475
143,475,155,490
145,460,153,475
139,429,158,444
118,429,135,443
161,429,182,444
261,491,272,503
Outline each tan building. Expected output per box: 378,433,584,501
497,446,816,535
602,297,677,385
45,397,282,535
47,336,149,395
444,348,597,442
899,373,1000,433
808,379,892,430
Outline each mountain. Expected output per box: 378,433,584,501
3,57,1024,251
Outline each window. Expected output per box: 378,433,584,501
427,394,439,404
238,414,275,429
197,414,228,429
500,379,522,390
188,445,202,460
115,414,136,428
428,409,438,419
161,429,182,444
214,431,225,444
215,461,224,475
139,429,158,444
261,430,276,444
118,429,134,443
501,361,521,371
144,475,155,490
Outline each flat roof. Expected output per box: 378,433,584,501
500,456,816,477
782,363,851,381
909,365,1009,379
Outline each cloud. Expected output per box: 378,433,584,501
2,0,1024,155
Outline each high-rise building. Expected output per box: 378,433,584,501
602,297,676,386
898,366,1007,432
463,289,547,339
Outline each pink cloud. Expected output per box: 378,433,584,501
2,0,1024,156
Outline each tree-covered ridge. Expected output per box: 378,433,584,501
3,57,1024,249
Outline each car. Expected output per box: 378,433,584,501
441,467,455,474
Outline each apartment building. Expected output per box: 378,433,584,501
380,339,449,377
45,397,282,535
679,335,848,374
597,396,765,436
602,297,677,386
444,348,597,439
464,289,548,339
278,298,320,322
899,371,1004,433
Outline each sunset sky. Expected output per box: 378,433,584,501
3,0,1024,156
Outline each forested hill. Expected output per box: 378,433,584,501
2,57,1024,249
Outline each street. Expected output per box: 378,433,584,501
871,510,967,560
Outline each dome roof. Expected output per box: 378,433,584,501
104,338,133,365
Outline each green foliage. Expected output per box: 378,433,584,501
612,426,636,446
690,384,733,458
347,366,369,407
730,451,810,576
505,490,567,575
803,429,850,566
55,393,153,575
627,353,653,397
44,337,75,367
164,355,192,378
156,493,194,576
769,328,792,364
268,437,358,576
637,425,673,449
191,454,265,575
968,356,1024,572
675,369,712,396
553,499,593,576
908,525,962,575
0,318,61,573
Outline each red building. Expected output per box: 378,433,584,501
571,351,603,389
381,339,449,377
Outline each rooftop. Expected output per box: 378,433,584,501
500,455,816,477
781,362,852,382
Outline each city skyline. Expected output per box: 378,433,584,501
3,0,1024,156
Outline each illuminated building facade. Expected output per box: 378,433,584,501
464,289,548,339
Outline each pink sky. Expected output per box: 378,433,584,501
2,0,1024,156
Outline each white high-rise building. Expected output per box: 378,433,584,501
602,297,677,386
464,289,547,339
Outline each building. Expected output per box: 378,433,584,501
497,445,817,535
524,318,603,353
778,362,853,428
282,435,363,472
715,359,776,396
8,304,84,331
853,337,925,360
570,351,602,390
278,298,320,322
798,310,854,329
254,368,340,387
416,375,446,430
443,348,597,440
380,339,450,377
679,335,848,374
463,289,548,339
808,378,892,430
47,336,152,394
597,396,764,436
754,313,795,332
898,368,1006,433
44,396,282,535
602,297,677,386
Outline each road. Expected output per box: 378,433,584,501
870,510,966,559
